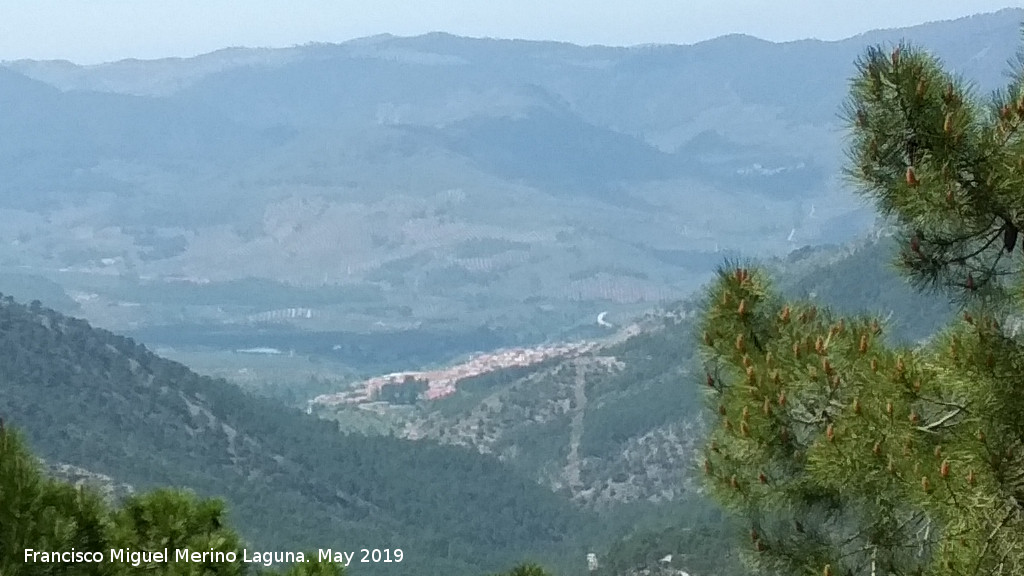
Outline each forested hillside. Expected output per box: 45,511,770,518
357,231,951,497
0,295,591,575
1,422,557,576
0,11,1008,576
330,231,952,575
0,228,950,576
775,233,955,343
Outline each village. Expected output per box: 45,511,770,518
311,340,598,405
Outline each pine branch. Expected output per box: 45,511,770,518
973,506,1017,575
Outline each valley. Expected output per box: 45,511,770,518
0,10,1017,374
0,228,947,575
0,8,1010,576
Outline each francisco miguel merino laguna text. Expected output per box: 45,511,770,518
25,548,324,567
25,548,403,567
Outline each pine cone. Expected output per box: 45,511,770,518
1005,223,1018,253
906,166,919,187
779,306,791,324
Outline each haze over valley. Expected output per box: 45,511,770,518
1,6,1021,576
1,10,1018,379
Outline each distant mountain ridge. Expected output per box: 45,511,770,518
6,9,1020,96
0,9,1016,368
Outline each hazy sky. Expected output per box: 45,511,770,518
2,1,1023,64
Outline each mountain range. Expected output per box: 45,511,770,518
0,9,1018,372
0,10,1012,576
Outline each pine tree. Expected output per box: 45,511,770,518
107,490,247,576
0,425,115,576
0,419,347,576
697,37,1024,576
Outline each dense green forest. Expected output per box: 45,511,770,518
0,422,555,576
0,295,592,575
597,512,738,575
775,236,955,343
579,319,699,459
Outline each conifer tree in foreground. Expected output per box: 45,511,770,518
697,37,1024,576
0,422,343,576
0,416,547,575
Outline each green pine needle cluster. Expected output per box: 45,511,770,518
844,41,1024,306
